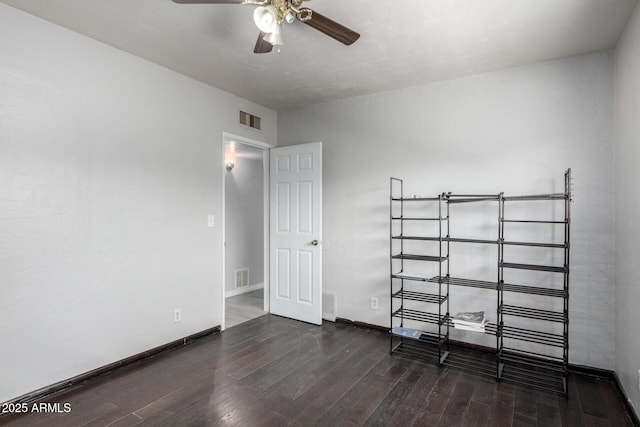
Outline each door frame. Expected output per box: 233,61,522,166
221,132,273,331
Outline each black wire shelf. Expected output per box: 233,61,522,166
501,324,565,347
500,262,567,274
391,216,446,221
500,362,567,395
391,197,442,202
501,219,568,224
392,289,447,305
501,282,566,297
443,347,498,379
502,240,567,249
503,193,567,201
392,272,432,281
430,276,497,291
448,237,499,245
391,340,448,366
390,329,446,346
392,235,497,245
447,195,501,203
392,235,442,241
392,253,448,262
391,307,446,325
499,347,566,372
499,304,566,323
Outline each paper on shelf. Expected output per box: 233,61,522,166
452,311,485,325
453,323,488,332
391,327,422,339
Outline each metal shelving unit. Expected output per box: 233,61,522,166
389,169,572,397
444,193,502,380
390,178,450,366
497,168,572,396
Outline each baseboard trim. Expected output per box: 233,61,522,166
0,325,221,409
611,371,640,427
225,283,263,298
567,362,638,423
322,313,337,322
335,316,640,425
335,317,388,333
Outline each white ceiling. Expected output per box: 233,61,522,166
2,0,637,111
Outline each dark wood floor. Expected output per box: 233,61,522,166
2,315,636,426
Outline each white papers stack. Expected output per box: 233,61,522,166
452,311,488,332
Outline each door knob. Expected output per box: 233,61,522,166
311,239,319,246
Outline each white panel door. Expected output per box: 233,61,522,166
270,142,322,325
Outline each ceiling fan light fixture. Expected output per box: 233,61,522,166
263,24,284,47
174,0,361,53
253,6,278,33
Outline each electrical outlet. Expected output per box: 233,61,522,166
174,308,182,322
371,297,379,310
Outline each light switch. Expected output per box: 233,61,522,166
207,214,215,228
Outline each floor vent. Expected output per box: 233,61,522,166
322,291,337,322
235,268,249,288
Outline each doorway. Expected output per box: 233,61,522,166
222,133,271,330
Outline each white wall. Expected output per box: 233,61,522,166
278,52,615,369
614,2,640,415
224,149,264,293
0,4,276,403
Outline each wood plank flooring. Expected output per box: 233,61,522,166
1,315,636,426
225,289,267,329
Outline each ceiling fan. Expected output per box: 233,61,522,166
172,0,360,53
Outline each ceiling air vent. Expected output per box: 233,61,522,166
239,110,261,130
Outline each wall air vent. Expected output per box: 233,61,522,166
322,291,337,322
239,111,261,130
235,268,249,288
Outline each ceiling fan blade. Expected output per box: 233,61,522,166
302,9,360,46
254,32,273,54
172,0,244,4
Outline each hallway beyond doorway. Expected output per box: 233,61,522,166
225,289,267,328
